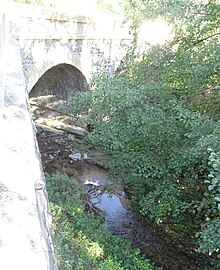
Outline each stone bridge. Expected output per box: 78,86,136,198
11,3,131,98
0,3,131,270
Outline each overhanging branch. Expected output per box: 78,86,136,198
193,32,220,45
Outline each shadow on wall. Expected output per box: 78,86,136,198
29,63,89,100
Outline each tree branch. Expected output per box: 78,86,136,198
193,32,220,46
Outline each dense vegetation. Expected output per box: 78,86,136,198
46,173,161,270
62,0,220,267
14,0,219,267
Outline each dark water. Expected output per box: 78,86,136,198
90,190,133,235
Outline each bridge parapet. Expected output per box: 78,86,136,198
9,3,130,41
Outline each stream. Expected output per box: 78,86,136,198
36,127,212,270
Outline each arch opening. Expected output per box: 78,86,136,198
29,63,89,131
29,63,88,100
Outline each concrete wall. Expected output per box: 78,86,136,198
0,16,57,270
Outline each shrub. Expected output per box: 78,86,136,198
61,0,220,264
197,150,220,266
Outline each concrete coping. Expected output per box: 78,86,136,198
3,2,126,24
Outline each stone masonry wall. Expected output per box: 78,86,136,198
8,3,131,92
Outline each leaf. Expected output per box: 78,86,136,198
212,178,219,185
215,175,220,181
214,196,220,202
208,185,214,191
204,180,210,183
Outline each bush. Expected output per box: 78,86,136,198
197,150,220,265
62,60,220,266
62,0,220,265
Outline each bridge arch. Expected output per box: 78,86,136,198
22,40,92,94
29,63,89,100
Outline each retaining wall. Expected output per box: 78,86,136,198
0,13,57,270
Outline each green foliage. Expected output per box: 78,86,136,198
46,173,161,270
124,0,220,118
206,149,220,211
64,64,220,236
62,0,220,266
125,0,220,32
96,0,125,15
198,219,220,267
196,150,220,265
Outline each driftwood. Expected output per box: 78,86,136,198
85,201,102,214
34,118,87,138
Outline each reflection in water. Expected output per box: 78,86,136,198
83,172,133,235
91,192,132,234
